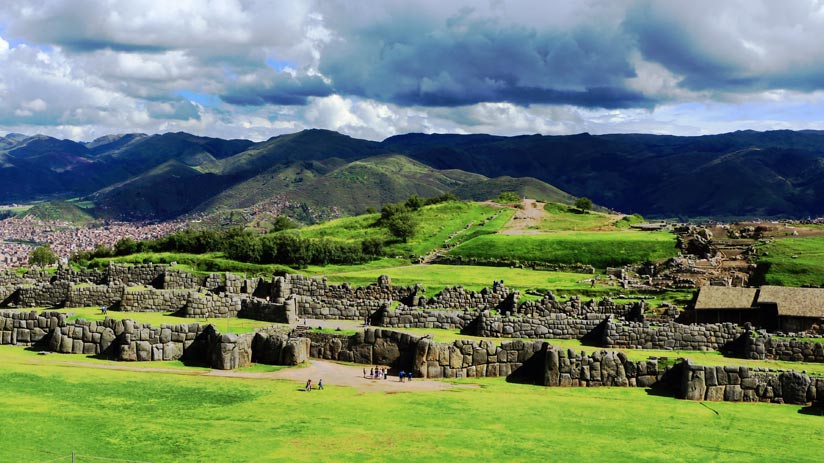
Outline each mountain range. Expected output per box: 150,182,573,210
3,128,824,221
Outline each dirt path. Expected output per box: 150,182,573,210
24,352,473,393
500,198,547,235
260,360,477,392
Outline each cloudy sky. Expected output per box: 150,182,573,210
2,0,824,141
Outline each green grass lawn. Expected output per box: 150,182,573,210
9,307,279,334
756,236,824,286
313,263,598,293
1,345,822,462
448,231,678,268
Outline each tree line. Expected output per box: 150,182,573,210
70,228,384,268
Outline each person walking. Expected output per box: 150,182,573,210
317,379,324,390
305,379,312,392
399,370,405,382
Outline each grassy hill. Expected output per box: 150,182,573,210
18,200,95,224
453,176,574,204
754,235,824,286
295,200,512,257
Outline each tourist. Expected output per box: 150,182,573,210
407,371,412,381
369,367,374,379
305,379,312,392
399,370,405,382
100,305,107,315
363,367,367,378
318,379,324,390
383,368,388,380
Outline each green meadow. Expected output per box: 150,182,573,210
756,236,824,286
447,231,678,268
1,345,822,463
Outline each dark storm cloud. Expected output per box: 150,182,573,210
276,9,655,108
623,1,824,94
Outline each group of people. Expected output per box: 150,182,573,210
305,378,324,391
364,366,388,380
362,366,414,382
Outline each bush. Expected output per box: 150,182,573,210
386,213,417,242
496,191,521,203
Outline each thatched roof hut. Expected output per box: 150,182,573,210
694,286,758,310
757,286,824,318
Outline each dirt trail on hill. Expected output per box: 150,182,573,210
500,199,547,235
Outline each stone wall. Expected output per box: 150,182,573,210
681,361,821,405
414,337,544,379
66,284,124,308
107,263,167,286
373,306,478,330
744,335,824,363
514,294,640,320
276,274,410,301
0,310,303,370
603,321,743,351
305,328,543,379
181,292,242,318
472,313,607,339
238,298,296,324
251,329,310,365
162,269,203,289
424,281,516,312
16,281,72,307
295,296,386,320
120,288,190,313
537,343,824,405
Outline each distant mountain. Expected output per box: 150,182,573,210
5,128,824,220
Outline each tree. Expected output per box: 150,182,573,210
574,197,593,212
386,213,417,242
29,245,58,266
271,215,296,233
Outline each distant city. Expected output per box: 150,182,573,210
0,216,187,268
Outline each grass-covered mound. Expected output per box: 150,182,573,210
1,346,821,463
448,231,678,268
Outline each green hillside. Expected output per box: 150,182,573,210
19,200,95,224
295,200,512,257
453,176,574,204
754,236,824,286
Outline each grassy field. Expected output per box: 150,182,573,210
6,307,278,334
756,236,824,286
314,263,598,293
1,345,822,462
448,231,678,268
